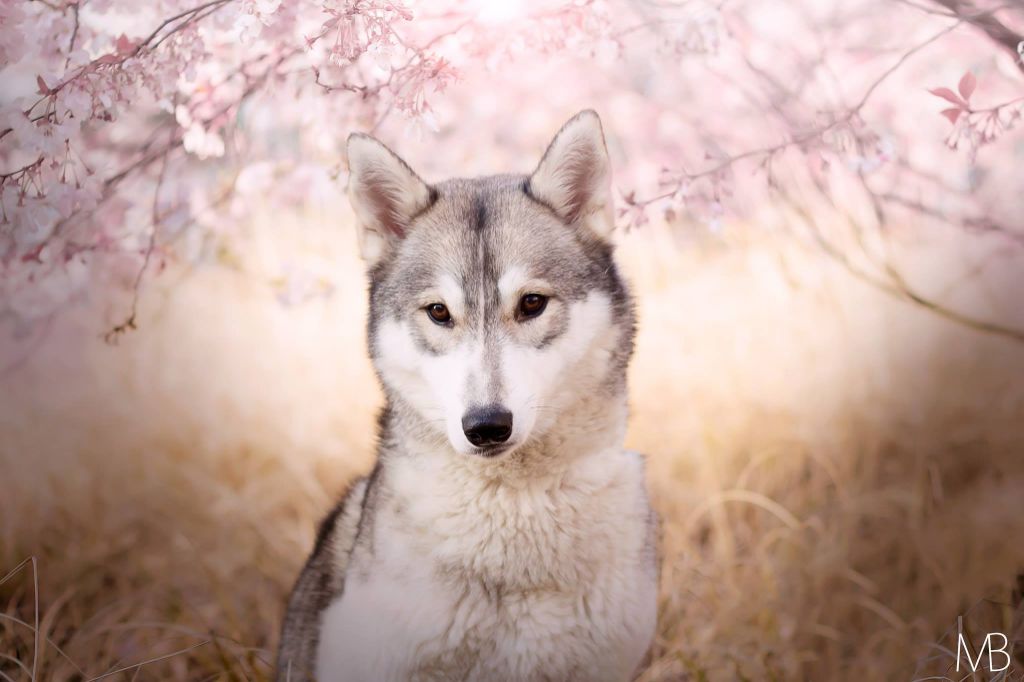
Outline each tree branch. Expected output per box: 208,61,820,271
926,0,1024,73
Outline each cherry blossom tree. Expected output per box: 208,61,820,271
1,0,1022,343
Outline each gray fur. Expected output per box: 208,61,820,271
276,476,369,681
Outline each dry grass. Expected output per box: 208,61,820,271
1,208,1023,681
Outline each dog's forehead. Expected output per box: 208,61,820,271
393,176,590,294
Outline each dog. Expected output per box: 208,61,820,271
275,110,658,682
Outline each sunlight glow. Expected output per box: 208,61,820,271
475,0,529,25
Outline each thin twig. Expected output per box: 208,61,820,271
0,557,40,682
64,2,80,71
84,640,212,681
633,17,965,207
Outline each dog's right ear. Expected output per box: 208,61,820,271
346,133,434,266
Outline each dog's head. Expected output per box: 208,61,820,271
347,111,635,458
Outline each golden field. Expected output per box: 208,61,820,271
1,208,1023,681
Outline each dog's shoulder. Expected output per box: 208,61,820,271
316,476,371,561
275,472,373,681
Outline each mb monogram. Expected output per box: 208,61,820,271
956,630,1012,674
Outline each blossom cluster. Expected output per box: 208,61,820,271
1,0,1020,334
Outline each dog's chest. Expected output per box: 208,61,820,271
315,451,656,681
405,460,616,590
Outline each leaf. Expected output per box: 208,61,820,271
940,107,962,124
928,87,965,107
36,76,50,96
958,71,976,101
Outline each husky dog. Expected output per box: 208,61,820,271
276,110,657,682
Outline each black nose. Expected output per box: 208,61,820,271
461,405,513,447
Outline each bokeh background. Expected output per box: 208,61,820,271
2,0,1024,680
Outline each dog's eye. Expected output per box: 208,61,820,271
426,303,452,325
518,294,548,319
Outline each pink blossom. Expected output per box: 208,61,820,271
0,0,1019,335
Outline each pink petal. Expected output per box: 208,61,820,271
940,108,962,124
928,87,965,107
958,71,976,101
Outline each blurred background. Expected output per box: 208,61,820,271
1,0,1023,679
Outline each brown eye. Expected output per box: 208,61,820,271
518,293,548,319
426,303,451,325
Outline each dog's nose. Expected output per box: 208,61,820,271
461,405,513,447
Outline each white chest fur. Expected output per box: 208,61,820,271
315,449,657,682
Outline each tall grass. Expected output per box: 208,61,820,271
2,208,1022,680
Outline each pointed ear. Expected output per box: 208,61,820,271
346,133,434,265
528,110,614,240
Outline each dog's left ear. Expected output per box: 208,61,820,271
528,110,614,240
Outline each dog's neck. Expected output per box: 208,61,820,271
366,385,639,594
379,387,629,483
